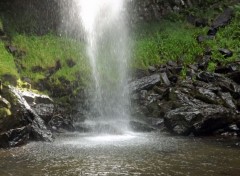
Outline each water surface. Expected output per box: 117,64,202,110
0,132,239,176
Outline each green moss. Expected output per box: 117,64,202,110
132,21,205,68
12,34,91,85
207,62,217,72
0,42,19,79
0,107,11,118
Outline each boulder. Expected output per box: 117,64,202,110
228,71,240,84
164,104,235,136
212,8,234,29
148,66,157,73
129,74,161,92
0,85,53,148
0,126,30,148
218,48,233,58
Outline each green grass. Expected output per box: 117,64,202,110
203,5,240,64
0,41,19,78
12,34,91,85
132,21,205,68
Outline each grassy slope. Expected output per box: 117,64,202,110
0,41,19,79
132,3,240,70
12,34,91,84
132,21,204,68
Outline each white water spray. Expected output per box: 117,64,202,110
73,0,131,133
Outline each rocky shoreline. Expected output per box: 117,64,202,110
130,61,240,137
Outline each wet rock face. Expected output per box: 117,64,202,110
130,60,240,137
0,86,54,148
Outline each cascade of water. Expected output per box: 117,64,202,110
73,0,131,133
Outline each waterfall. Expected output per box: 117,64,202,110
72,0,131,133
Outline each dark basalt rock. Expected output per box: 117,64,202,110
215,64,237,74
218,48,233,58
228,71,240,84
6,45,18,54
66,58,76,68
131,62,240,136
48,115,75,132
0,85,53,148
46,60,62,78
196,35,214,43
207,27,218,36
212,8,234,29
197,72,217,83
160,72,170,86
129,74,161,92
0,126,30,148
164,104,235,136
33,104,54,122
8,86,53,142
197,56,211,70
187,15,208,27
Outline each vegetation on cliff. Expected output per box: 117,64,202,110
0,1,239,97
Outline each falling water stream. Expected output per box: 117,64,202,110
75,0,131,133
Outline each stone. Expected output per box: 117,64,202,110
129,74,161,92
160,72,171,86
0,126,30,148
6,45,17,54
148,66,156,73
197,72,216,83
215,64,237,74
164,106,202,135
8,86,53,142
169,75,178,84
218,48,233,58
207,27,218,36
186,15,207,27
33,104,54,122
164,104,235,136
219,92,236,110
228,71,240,84
212,8,234,29
66,58,76,68
48,115,74,132
196,35,214,43
167,61,178,67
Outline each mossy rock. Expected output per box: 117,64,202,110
0,107,13,132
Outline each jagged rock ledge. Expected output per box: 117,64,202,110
0,85,75,148
130,61,240,137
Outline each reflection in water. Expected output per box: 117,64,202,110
0,133,240,176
